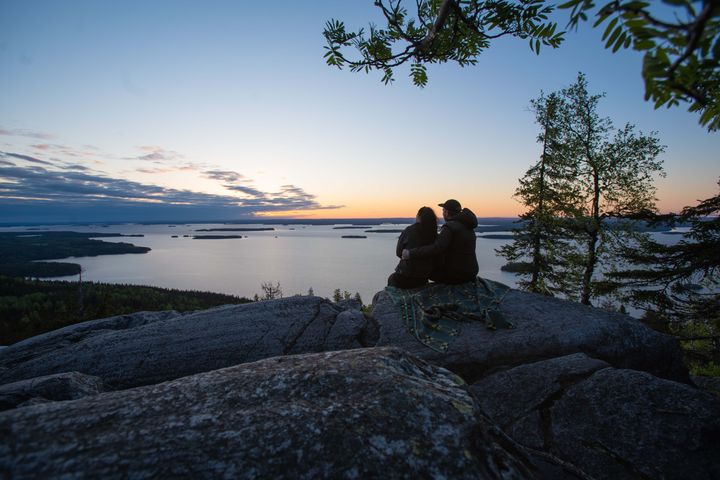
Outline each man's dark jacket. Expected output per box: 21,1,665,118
395,223,435,279
408,208,479,283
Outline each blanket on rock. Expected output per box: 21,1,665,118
385,277,513,352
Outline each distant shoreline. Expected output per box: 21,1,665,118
0,217,516,228
0,217,687,232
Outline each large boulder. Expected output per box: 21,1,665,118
372,289,688,383
471,353,720,480
0,289,688,393
0,347,534,480
0,297,370,389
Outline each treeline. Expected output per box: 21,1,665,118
0,276,251,345
498,74,719,375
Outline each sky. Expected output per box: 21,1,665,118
1,0,718,222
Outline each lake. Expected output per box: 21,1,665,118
1,222,520,303
2,222,683,305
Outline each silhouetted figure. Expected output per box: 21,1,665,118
387,206,438,289
402,199,479,284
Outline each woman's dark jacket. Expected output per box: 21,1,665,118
408,208,479,281
394,223,436,279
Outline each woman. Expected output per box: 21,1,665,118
387,206,438,289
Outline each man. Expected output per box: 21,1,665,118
402,199,479,284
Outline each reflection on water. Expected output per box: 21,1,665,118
4,223,519,302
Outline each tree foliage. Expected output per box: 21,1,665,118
609,181,719,317
607,182,720,371
323,0,564,86
324,0,720,130
559,73,666,304
562,0,720,131
502,73,666,305
497,91,584,297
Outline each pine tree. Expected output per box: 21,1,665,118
609,182,720,371
611,181,719,319
498,91,582,297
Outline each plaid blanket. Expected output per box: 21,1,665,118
385,277,514,352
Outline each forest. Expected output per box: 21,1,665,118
0,275,251,345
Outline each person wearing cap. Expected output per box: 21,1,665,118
401,199,479,284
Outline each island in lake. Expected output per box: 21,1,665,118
477,234,515,240
0,231,150,278
195,227,275,232
341,235,367,239
192,235,244,240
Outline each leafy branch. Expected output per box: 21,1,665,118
323,0,565,86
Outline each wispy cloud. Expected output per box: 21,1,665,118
1,151,55,166
224,184,266,197
136,167,177,174
135,146,183,163
0,130,343,221
204,169,247,183
0,128,55,140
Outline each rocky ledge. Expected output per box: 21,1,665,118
0,288,718,479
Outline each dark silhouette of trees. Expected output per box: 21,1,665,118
0,276,252,345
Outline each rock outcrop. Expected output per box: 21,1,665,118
0,371,104,411
0,287,717,479
0,289,686,390
471,353,720,480
372,289,687,382
0,348,533,480
0,297,371,389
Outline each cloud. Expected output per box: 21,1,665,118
0,135,342,221
59,163,91,171
0,162,342,222
224,184,266,197
0,128,54,140
204,169,247,183
136,167,176,174
1,151,55,166
135,146,183,163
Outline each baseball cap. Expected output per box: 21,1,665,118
438,199,461,212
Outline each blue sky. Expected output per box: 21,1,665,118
1,0,718,222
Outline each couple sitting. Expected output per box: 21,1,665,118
388,199,479,289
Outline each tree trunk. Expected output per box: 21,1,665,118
581,166,601,305
530,118,550,293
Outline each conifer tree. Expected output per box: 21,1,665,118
498,91,582,297
610,181,719,321
559,73,666,305
609,182,720,371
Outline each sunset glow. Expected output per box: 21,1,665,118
1,1,717,223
